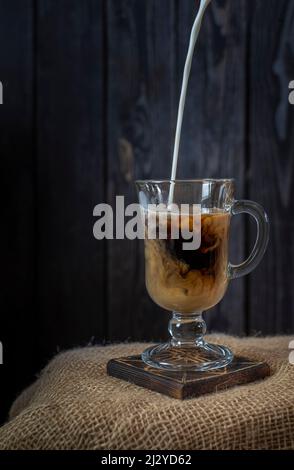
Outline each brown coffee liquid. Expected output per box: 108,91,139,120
145,211,230,313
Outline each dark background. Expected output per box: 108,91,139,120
0,0,294,423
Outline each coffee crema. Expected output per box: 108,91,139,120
145,211,230,313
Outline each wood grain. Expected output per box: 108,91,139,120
248,0,294,334
1,0,294,423
35,0,106,363
107,354,270,399
106,0,177,341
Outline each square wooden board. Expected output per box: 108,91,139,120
107,355,270,399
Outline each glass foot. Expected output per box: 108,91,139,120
142,341,234,372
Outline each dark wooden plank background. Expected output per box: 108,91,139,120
0,0,294,423
0,0,36,426
35,0,106,366
249,0,294,335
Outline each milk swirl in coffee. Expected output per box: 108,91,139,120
145,211,230,313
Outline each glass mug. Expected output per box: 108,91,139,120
136,179,269,371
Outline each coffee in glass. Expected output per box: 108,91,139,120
136,180,269,371
145,211,230,314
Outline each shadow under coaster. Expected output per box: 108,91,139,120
107,353,270,399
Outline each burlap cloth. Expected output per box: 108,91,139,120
0,335,293,450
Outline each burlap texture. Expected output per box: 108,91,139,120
0,335,293,450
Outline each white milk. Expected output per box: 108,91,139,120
168,0,212,205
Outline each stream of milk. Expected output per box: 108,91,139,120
168,0,212,205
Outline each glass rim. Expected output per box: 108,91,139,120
135,178,235,184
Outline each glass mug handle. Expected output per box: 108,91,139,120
228,200,269,279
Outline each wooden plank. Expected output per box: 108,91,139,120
107,355,270,400
176,0,248,335
106,0,177,341
248,0,294,334
0,0,35,422
35,0,106,363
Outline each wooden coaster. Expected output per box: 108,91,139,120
107,354,270,399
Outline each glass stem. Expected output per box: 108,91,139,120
168,312,206,347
